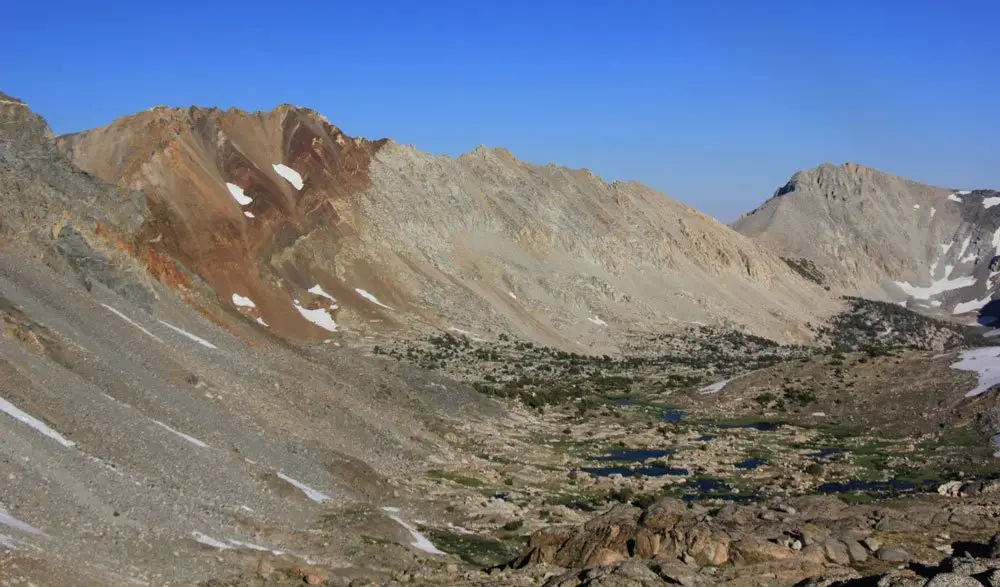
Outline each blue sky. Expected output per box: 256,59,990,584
3,1,998,220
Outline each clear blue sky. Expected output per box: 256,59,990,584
3,1,998,221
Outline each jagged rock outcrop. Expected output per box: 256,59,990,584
57,104,838,346
507,496,1000,587
734,163,1000,318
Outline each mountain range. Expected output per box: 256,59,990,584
2,91,999,586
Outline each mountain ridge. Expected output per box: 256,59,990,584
56,101,838,347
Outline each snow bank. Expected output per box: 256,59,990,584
958,236,972,259
948,193,963,203
293,302,338,332
101,304,163,343
0,509,46,536
985,196,1000,209
243,211,255,218
951,347,1000,397
231,293,256,308
699,378,732,394
158,320,217,349
154,420,209,448
276,472,331,502
381,508,445,555
226,183,253,205
192,532,232,549
895,275,976,300
308,285,337,306
272,164,304,189
0,395,76,448
953,296,991,315
355,288,392,309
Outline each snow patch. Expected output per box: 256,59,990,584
958,190,972,195
293,302,338,332
930,207,937,218
276,472,331,502
587,316,608,326
256,317,269,327
243,211,255,218
0,395,76,448
101,304,163,343
699,379,732,394
0,534,15,550
985,197,1000,209
953,296,991,315
192,532,231,549
226,183,253,205
0,510,46,536
948,193,963,203
508,291,517,299
157,320,217,349
913,204,920,209
931,300,943,307
958,236,972,259
308,285,338,306
153,420,208,448
895,275,976,300
355,288,392,309
191,532,318,562
962,254,977,263
811,412,827,417
272,164,304,189
951,347,1000,397
231,293,256,308
992,226,1000,255
945,264,955,278
381,508,445,555
940,241,954,255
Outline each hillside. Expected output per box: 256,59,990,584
734,163,1000,318
57,105,837,347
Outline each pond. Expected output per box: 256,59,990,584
593,448,675,462
581,465,689,478
808,448,846,459
734,458,766,470
717,421,781,431
662,409,685,422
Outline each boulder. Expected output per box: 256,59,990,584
877,547,912,562
822,539,851,565
923,573,988,587
845,539,869,563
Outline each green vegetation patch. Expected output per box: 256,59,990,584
421,528,524,567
